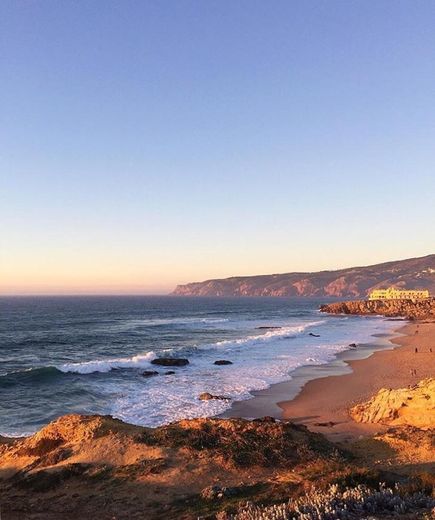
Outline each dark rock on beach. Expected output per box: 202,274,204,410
164,371,176,375
151,358,189,367
142,371,159,377
199,392,231,401
214,360,233,365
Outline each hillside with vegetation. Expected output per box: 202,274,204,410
172,255,435,297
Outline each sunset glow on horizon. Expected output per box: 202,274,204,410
2,1,435,295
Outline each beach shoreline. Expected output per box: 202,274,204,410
224,319,435,441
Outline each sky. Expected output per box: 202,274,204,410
1,1,435,295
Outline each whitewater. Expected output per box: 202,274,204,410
0,296,396,436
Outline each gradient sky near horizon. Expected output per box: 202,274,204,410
1,1,435,295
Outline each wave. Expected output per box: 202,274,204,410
15,320,324,377
199,320,326,350
58,351,157,374
53,320,325,374
99,317,230,333
114,317,229,328
0,366,62,387
144,317,229,326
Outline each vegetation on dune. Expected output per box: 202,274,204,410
140,417,342,467
1,413,434,519
216,483,435,520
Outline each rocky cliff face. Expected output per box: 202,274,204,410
172,254,435,297
350,378,434,429
320,297,435,320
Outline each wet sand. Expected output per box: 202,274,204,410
226,321,435,442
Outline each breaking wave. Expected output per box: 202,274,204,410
56,320,325,374
58,351,157,374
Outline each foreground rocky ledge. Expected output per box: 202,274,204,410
0,415,342,519
0,406,434,519
320,298,435,320
351,378,435,429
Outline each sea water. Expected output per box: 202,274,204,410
0,296,396,436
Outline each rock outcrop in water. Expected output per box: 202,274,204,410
320,298,435,320
350,378,435,429
172,254,435,297
151,357,189,366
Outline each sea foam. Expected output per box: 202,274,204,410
59,351,157,374
56,320,323,374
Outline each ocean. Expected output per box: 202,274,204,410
0,296,396,436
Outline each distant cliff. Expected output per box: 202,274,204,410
172,254,435,297
320,297,435,320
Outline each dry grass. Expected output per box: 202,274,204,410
140,417,342,468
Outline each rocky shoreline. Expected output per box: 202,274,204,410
1,377,434,519
320,297,435,320
1,311,434,519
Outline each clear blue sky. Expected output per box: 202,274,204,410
1,1,434,294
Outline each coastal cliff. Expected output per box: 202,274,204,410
320,297,435,320
350,378,434,429
172,254,435,297
1,407,434,519
0,414,342,519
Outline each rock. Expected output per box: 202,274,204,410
151,358,189,367
350,378,435,429
253,416,276,423
320,298,435,320
200,485,239,500
308,333,320,337
214,360,233,365
142,371,159,377
165,371,175,375
348,343,358,348
199,392,231,401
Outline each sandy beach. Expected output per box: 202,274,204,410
227,320,435,442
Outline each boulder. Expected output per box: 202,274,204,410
350,378,435,429
165,371,175,375
199,392,231,401
214,360,233,365
151,358,189,367
200,485,239,500
142,371,159,377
